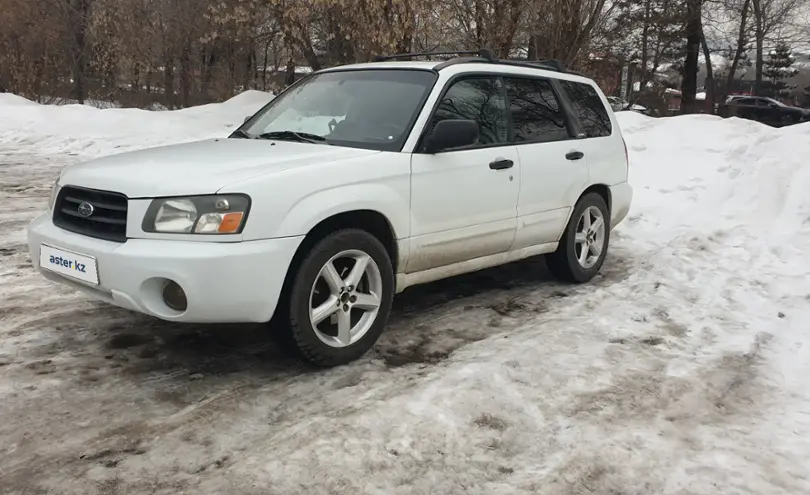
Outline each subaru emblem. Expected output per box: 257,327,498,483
77,202,95,218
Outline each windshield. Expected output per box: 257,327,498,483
764,97,786,107
238,69,437,151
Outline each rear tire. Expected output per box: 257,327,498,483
546,193,610,283
283,229,394,367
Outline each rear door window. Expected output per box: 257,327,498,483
559,80,612,138
503,77,570,143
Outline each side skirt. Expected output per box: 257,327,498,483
395,242,558,293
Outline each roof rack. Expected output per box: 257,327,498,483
433,53,568,73
371,48,497,63
370,48,574,75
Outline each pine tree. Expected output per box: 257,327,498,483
609,0,687,102
762,41,798,99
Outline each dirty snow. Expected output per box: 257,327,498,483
2,93,810,494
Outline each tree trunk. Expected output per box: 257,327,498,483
496,0,523,59
681,0,701,113
262,42,270,91
527,35,537,59
180,43,192,107
640,0,651,91
228,41,237,96
701,31,714,112
474,0,485,47
70,0,91,104
132,63,140,94
300,40,322,72
202,44,215,99
726,0,751,94
752,0,763,95
163,58,175,109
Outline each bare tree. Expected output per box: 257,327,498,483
751,0,803,94
682,0,702,112
526,0,612,66
605,0,686,105
726,0,754,94
1,0,802,110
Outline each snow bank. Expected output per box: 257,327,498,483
617,113,810,238
0,90,275,158
0,93,39,106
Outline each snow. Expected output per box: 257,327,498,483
0,90,275,158
2,94,810,493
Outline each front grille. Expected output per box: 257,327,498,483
53,186,128,242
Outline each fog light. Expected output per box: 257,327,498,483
163,280,187,311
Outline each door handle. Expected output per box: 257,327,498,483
489,159,514,170
565,151,585,161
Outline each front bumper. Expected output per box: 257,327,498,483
27,213,303,323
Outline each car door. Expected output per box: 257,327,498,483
749,98,771,124
503,76,589,250
734,98,758,121
408,76,520,273
761,99,787,126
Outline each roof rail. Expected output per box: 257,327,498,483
433,56,492,70
497,58,567,73
432,54,570,74
370,49,575,75
371,48,498,63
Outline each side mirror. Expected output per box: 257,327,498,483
423,119,480,153
244,116,251,123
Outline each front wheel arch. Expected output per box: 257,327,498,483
282,229,395,366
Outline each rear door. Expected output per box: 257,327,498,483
504,76,589,250
757,98,784,126
558,79,622,183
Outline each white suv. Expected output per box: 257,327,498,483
27,50,632,366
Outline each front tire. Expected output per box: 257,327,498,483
546,193,610,283
285,229,394,367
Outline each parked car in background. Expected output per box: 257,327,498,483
724,95,748,104
607,96,649,115
720,96,810,127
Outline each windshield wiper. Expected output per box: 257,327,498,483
229,129,252,139
256,130,327,144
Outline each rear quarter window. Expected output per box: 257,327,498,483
560,81,612,138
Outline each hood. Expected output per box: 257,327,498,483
58,138,380,197
786,105,810,114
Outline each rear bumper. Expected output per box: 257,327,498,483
27,213,303,323
609,181,633,229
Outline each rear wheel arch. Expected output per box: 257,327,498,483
580,184,611,214
547,191,610,283
561,184,612,233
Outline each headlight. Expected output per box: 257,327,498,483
142,194,250,234
48,179,61,212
